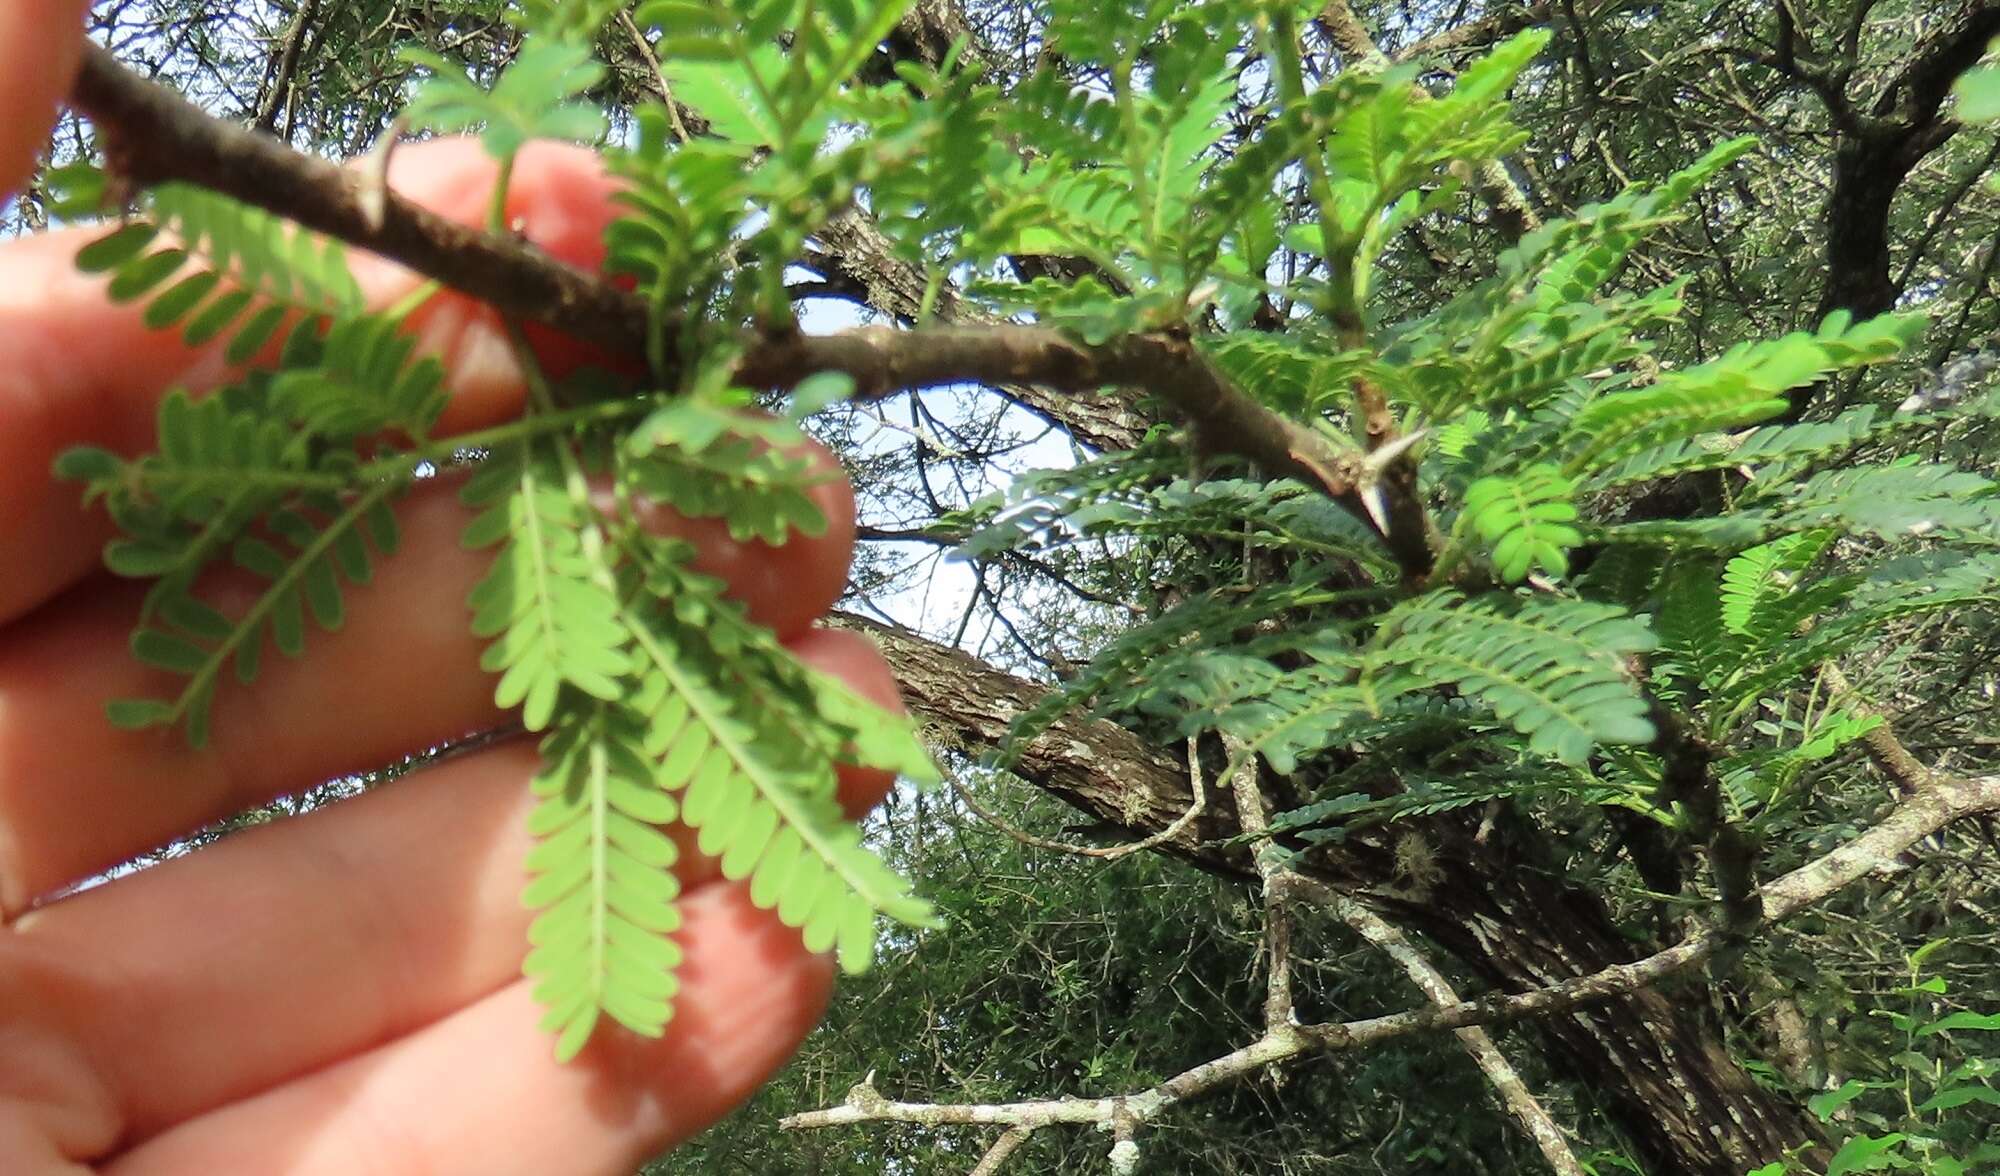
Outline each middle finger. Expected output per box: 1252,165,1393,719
0,473,854,918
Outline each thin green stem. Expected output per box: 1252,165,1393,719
383,278,443,323
502,317,562,417
622,604,889,914
168,480,399,727
585,707,612,1005
730,29,788,142
353,398,654,485
487,152,517,235
500,318,625,594
1113,55,1162,280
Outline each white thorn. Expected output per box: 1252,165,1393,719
1362,428,1428,478
355,116,405,233
1362,483,1392,536
1356,429,1424,537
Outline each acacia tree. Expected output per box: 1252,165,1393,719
26,1,2000,1174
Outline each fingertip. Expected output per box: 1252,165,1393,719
0,0,87,201
787,627,905,816
358,139,633,433
377,140,619,270
789,628,904,713
834,761,896,819
98,883,836,1175
594,883,836,1132
630,434,856,638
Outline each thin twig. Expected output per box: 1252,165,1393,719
617,9,692,142
1221,735,1295,1028
967,1126,1033,1176
949,737,1208,861
1230,721,1581,1172
1820,661,1935,794
252,0,318,136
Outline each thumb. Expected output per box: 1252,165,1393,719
0,0,89,200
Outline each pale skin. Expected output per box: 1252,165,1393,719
0,7,901,1172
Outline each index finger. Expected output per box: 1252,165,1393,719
0,139,622,625
0,0,87,198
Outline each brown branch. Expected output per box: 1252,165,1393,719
1232,724,1583,1172
737,324,1399,550
1329,894,1586,1176
1820,661,1935,795
838,620,1997,1162
252,0,318,136
1796,0,2000,384
1315,0,1391,70
1870,0,2000,122
967,1126,1033,1175
1221,736,1296,1029
834,612,1985,1164
1775,0,1803,73
616,9,694,142
1715,44,1864,137
67,43,1434,564
947,738,1209,861
855,523,972,544
808,208,1154,453
1393,3,1553,63
71,43,655,359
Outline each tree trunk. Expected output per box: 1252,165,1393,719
845,613,1827,1174
1371,815,1825,1174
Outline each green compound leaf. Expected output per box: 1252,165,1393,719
1376,592,1658,765
71,183,365,365
62,373,407,749
625,598,938,975
1563,311,1922,475
400,39,607,160
1460,464,1582,583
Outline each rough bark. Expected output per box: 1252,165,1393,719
841,612,1829,1173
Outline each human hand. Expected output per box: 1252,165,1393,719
1,16,893,1174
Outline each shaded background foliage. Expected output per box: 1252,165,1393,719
28,1,2000,1172
665,784,1569,1174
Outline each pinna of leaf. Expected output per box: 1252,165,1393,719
55,60,941,1060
